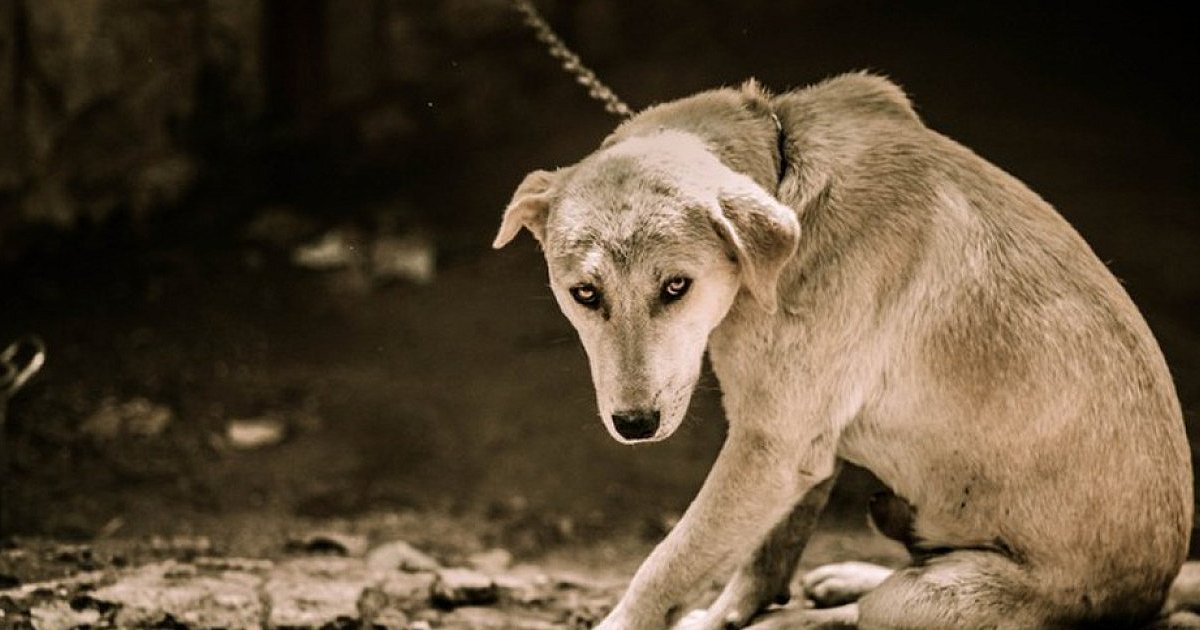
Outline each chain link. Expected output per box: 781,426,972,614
511,0,633,118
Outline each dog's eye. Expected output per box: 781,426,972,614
569,284,602,308
661,277,692,302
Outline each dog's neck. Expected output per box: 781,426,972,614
604,87,784,196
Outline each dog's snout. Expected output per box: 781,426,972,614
611,409,661,440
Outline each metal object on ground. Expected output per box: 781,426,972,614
1,335,46,533
1,335,46,404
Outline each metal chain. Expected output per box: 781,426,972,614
510,0,634,118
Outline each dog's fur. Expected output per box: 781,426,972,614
494,73,1192,629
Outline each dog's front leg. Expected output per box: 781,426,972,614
596,428,832,630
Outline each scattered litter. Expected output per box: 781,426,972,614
371,233,435,284
292,229,362,271
81,397,173,440
225,416,287,450
291,225,435,287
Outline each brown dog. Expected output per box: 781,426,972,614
494,73,1192,629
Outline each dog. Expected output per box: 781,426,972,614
492,73,1192,629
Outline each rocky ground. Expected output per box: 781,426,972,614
4,527,1200,629
0,535,620,629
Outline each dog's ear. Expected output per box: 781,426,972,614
493,169,559,248
711,180,800,313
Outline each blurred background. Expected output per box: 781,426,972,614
0,0,1196,570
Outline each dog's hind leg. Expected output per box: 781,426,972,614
676,465,842,630
800,489,910,607
856,550,1089,630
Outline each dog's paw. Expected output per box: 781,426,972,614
743,603,859,629
672,608,712,630
673,568,788,630
801,561,893,607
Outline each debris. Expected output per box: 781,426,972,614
466,548,513,574
442,605,560,629
81,397,173,439
293,229,362,271
148,535,213,557
493,570,550,606
432,568,496,608
365,540,440,573
373,572,435,609
30,601,102,628
193,556,275,572
264,558,377,629
287,532,370,558
371,234,436,284
88,561,263,629
225,415,287,450
368,606,410,630
241,206,319,248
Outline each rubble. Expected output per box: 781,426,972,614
81,397,173,440
30,541,1199,629
432,567,497,608
365,540,441,573
467,547,514,574
225,416,287,450
286,532,370,558
0,538,627,628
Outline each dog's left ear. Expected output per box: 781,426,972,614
493,169,560,248
711,178,800,313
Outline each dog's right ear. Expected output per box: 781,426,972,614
710,177,801,313
493,169,559,248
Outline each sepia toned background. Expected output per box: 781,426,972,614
1,0,1196,572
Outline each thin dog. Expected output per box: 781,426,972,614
493,73,1192,629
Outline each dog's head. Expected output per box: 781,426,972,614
493,130,799,444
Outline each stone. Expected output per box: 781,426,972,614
30,601,102,628
370,234,436,284
88,561,263,629
432,568,496,608
81,397,173,439
287,531,370,557
368,607,410,629
365,540,440,573
466,548,513,574
292,229,362,271
226,416,287,450
264,557,378,628
493,570,550,606
374,572,435,609
193,556,275,573
441,606,560,630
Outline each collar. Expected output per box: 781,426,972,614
769,110,788,191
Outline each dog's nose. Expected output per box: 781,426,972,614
611,409,660,440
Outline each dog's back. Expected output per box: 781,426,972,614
774,74,1192,621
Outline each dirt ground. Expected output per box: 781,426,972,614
0,1,1197,618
